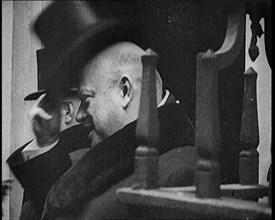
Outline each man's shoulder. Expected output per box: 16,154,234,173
6,140,33,166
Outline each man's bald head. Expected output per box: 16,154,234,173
77,42,163,147
81,42,163,103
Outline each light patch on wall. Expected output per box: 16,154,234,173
245,15,271,187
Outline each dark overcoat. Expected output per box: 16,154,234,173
42,100,196,220
7,124,91,220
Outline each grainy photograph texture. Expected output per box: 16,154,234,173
2,0,271,220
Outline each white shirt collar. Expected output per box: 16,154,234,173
22,139,59,161
157,90,170,107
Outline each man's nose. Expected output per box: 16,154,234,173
76,106,87,123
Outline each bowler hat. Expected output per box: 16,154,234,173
32,1,141,93
24,48,78,101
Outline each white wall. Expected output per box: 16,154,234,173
2,1,52,219
2,1,13,219
245,15,272,187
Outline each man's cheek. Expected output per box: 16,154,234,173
32,116,54,136
49,120,60,134
86,104,95,118
32,118,46,137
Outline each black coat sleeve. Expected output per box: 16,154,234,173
7,141,72,218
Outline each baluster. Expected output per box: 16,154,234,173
195,0,245,198
239,67,259,185
134,49,159,189
195,50,221,198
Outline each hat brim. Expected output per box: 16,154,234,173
24,88,78,101
24,90,46,101
42,19,139,93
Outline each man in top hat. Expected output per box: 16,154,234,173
6,48,91,220
32,1,196,219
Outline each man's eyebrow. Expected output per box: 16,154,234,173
78,88,95,98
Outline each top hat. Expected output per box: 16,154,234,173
32,1,141,93
24,48,78,101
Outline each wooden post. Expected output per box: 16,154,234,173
239,67,259,185
195,50,222,198
195,0,245,198
134,49,159,189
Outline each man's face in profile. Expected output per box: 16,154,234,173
77,58,124,147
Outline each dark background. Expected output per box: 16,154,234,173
95,0,245,183
139,0,244,184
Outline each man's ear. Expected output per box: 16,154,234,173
119,76,132,109
62,102,74,124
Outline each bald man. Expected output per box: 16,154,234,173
77,42,164,148
42,42,195,220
